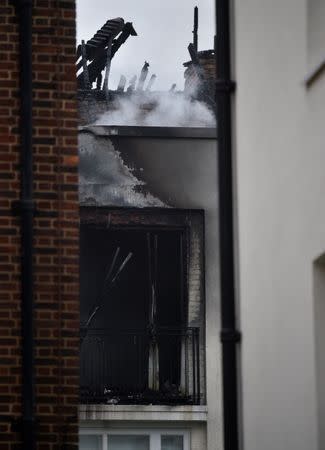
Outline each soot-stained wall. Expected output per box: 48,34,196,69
78,126,217,210
78,125,222,448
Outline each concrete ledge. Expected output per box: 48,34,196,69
79,125,217,139
79,404,208,422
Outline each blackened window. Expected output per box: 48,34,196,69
80,208,204,405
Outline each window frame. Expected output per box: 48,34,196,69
80,206,205,405
79,427,190,450
80,207,192,324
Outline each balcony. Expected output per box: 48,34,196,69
80,327,200,405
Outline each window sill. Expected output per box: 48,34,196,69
79,404,208,422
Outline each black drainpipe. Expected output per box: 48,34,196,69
215,1,241,450
14,0,36,448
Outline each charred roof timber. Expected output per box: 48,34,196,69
76,8,209,99
184,7,216,109
146,74,157,92
76,18,137,90
137,61,150,91
193,6,198,52
76,9,216,127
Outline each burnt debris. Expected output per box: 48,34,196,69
193,5,198,52
76,7,216,126
80,246,133,344
76,18,137,91
137,61,150,91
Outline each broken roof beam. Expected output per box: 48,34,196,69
111,22,137,58
77,22,137,74
193,6,198,52
127,75,137,93
81,40,90,90
77,21,137,88
76,17,125,60
117,75,127,92
137,61,149,91
102,37,113,100
145,74,157,91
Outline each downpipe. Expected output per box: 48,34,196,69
15,0,36,447
215,1,241,450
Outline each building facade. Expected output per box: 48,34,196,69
77,125,221,450
3,1,325,450
76,11,222,450
0,0,79,448
0,1,223,449
233,1,325,449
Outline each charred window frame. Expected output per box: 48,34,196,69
80,207,205,405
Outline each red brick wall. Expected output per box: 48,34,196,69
0,0,79,448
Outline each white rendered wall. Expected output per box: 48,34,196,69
233,1,325,449
78,130,222,450
313,256,325,450
307,0,325,69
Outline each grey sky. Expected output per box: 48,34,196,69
76,0,215,91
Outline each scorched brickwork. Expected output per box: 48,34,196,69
0,0,79,448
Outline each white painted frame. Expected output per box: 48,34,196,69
79,427,190,450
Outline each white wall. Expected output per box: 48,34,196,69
313,256,325,450
233,1,325,449
79,128,223,450
307,0,325,69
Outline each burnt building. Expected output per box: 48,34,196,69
78,124,219,449
76,8,219,450
76,18,138,125
0,3,225,450
76,12,216,127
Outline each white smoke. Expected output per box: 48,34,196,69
95,91,216,128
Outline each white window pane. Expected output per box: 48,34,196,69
107,435,150,450
80,435,102,450
161,435,183,450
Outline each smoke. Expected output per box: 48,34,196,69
95,91,216,128
79,132,167,207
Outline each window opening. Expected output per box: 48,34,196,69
80,429,189,450
107,434,150,450
80,209,203,405
80,435,102,450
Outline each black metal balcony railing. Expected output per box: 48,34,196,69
80,327,200,405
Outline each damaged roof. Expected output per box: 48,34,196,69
76,18,137,89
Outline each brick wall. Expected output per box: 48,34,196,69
0,0,79,448
184,50,216,102
187,214,206,403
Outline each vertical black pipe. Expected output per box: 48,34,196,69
215,1,240,450
16,0,36,448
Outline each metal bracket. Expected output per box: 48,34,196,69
11,199,37,216
215,79,236,94
13,417,38,434
220,328,241,343
16,0,33,7
0,415,38,433
0,415,15,423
